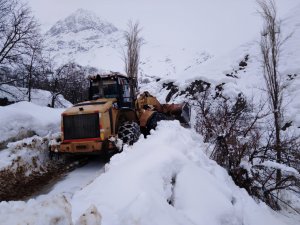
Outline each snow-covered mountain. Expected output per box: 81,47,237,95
45,9,212,77
45,9,123,70
47,9,117,36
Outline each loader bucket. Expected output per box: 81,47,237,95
179,102,191,127
162,103,191,127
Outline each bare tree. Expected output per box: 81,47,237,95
41,61,70,108
123,21,143,99
190,0,299,211
19,36,44,101
38,60,91,107
0,0,39,81
258,0,289,184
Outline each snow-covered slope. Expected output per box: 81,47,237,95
0,84,72,108
141,3,300,128
47,9,117,36
0,196,72,225
1,121,298,225
71,121,293,225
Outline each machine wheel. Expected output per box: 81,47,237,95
118,121,141,145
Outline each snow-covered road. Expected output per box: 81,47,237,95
36,157,106,200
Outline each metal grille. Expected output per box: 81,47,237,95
63,113,100,140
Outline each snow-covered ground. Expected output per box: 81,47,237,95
70,121,297,225
0,84,71,108
0,121,299,225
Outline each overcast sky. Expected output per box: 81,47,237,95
27,0,299,55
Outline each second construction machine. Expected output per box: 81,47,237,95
49,72,190,156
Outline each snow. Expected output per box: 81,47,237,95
0,84,72,108
138,2,300,129
44,9,211,77
37,158,105,200
28,0,298,82
0,101,64,143
260,161,300,176
44,8,123,70
0,135,48,172
0,120,299,225
0,195,72,225
47,9,117,35
29,0,299,56
69,121,298,225
0,121,299,225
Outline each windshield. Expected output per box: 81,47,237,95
119,78,131,102
90,79,118,99
103,80,118,98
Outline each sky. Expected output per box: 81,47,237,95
27,0,299,56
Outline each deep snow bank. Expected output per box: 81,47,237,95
1,121,298,225
0,195,72,225
0,101,64,182
71,121,295,225
0,84,72,108
0,101,64,144
0,102,68,201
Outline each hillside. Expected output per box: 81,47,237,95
140,3,300,128
0,85,71,108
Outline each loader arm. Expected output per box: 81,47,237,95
136,91,190,127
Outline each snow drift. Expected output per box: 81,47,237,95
0,102,68,201
70,121,294,225
0,84,71,108
0,101,64,144
1,121,298,225
0,195,72,225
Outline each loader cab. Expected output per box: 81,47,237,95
89,73,135,109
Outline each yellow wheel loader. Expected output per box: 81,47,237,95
49,73,190,157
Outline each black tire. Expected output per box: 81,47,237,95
118,121,141,145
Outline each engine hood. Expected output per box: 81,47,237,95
62,98,116,115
